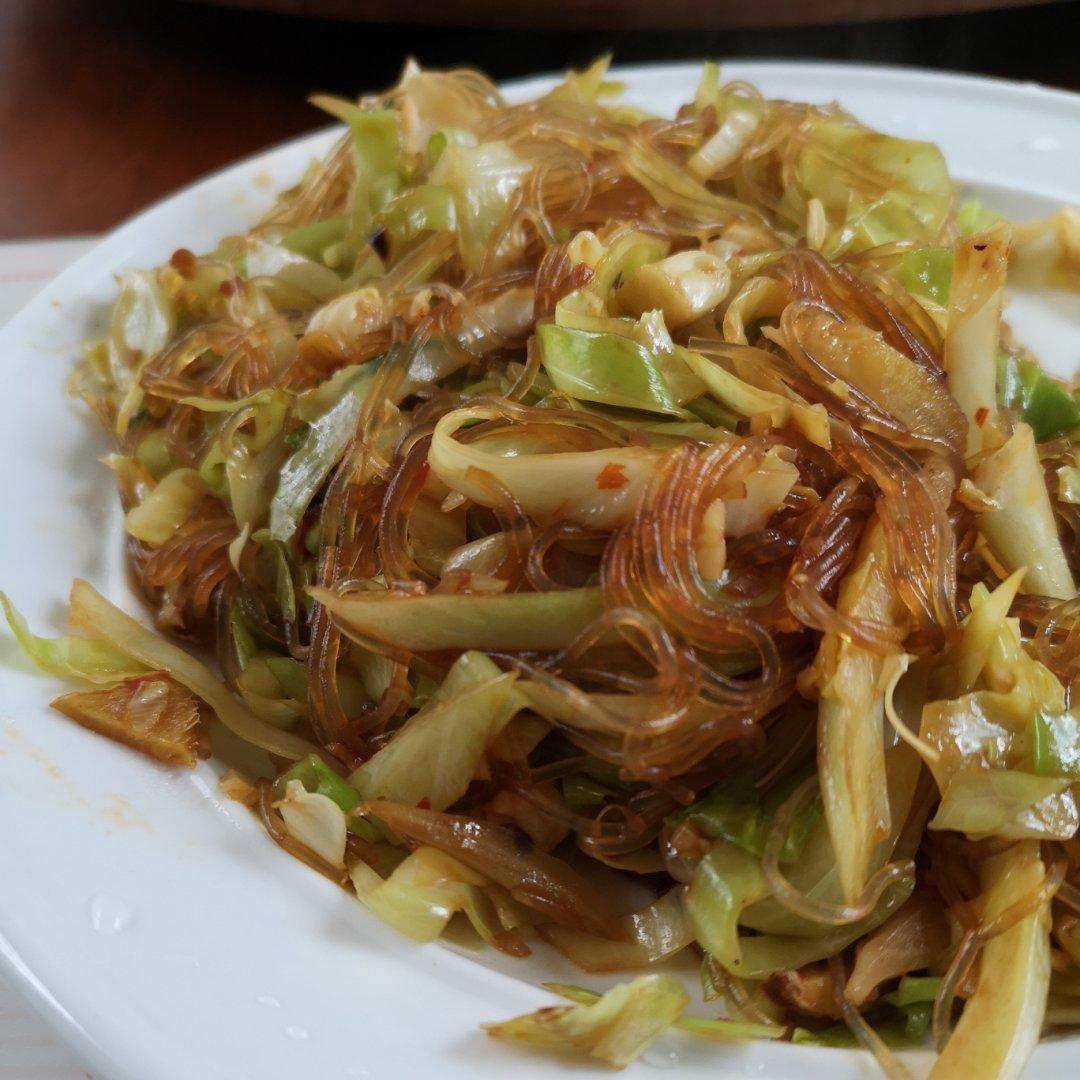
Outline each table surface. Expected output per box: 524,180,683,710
1,0,1079,241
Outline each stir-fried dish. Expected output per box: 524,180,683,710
6,58,1080,1077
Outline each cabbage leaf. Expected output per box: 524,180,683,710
788,118,952,255
349,651,522,810
1,591,148,685
269,364,376,542
67,579,317,760
482,974,688,1068
930,841,1050,1079
312,586,605,653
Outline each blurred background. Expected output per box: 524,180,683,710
0,0,1077,240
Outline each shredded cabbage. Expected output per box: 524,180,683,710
786,117,952,255
67,580,317,760
349,651,521,809
931,842,1050,1079
483,975,688,1068
1,591,148,684
806,523,903,905
25,59,1080,1080
537,324,689,416
312,586,605,653
268,364,376,542
974,423,1076,600
929,770,1077,840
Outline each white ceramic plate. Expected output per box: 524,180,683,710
1,61,1078,1080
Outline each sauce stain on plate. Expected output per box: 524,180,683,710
103,793,151,831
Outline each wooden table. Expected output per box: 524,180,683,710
0,0,1077,237
202,0,1054,30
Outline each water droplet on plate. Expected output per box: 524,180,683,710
1026,135,1060,152
256,994,282,1009
641,1038,681,1068
89,894,133,936
284,1024,310,1041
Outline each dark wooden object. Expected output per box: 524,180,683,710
197,0,1055,30
0,0,1076,240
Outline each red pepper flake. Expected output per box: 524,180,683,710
567,262,594,291
453,571,473,594
416,797,431,811
975,406,989,427
218,279,237,296
169,248,197,279
596,462,628,491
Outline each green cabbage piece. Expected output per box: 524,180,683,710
546,56,623,105
275,753,359,812
973,423,1077,600
312,585,605,654
177,389,279,414
109,270,177,436
998,352,1080,440
280,216,348,262
268,364,377,542
68,579,317,761
735,878,914,980
482,975,689,1068
350,845,530,947
1032,710,1080,778
426,127,478,169
689,812,916,980
244,240,343,302
135,429,172,480
124,468,208,547
348,109,400,230
883,975,941,1008
929,768,1077,839
545,983,782,1042
956,198,1003,236
309,97,401,233
265,656,308,703
349,651,522,811
429,140,530,272
791,118,952,255
900,247,952,306
536,323,687,416
1,591,148,684
378,184,456,245
686,842,770,976
668,773,819,864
